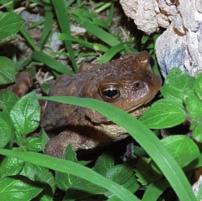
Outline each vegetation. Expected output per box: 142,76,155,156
0,1,201,201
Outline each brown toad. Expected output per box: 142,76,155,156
41,51,161,157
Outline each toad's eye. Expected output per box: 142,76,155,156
100,85,120,100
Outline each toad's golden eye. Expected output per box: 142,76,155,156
99,85,120,100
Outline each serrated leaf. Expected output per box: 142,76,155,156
10,92,40,137
25,129,48,152
140,99,186,129
0,177,42,201
162,135,200,167
0,112,14,148
161,69,194,101
0,156,24,178
20,163,55,191
0,90,18,112
106,164,138,192
0,12,23,41
0,57,17,85
94,152,114,176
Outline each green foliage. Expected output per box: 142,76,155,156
0,177,42,201
0,12,23,40
10,92,40,138
0,57,17,85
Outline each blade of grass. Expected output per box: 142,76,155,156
32,51,73,75
39,96,197,201
74,11,120,46
0,149,140,201
39,5,53,49
97,43,126,64
59,33,109,52
52,0,77,72
20,25,39,51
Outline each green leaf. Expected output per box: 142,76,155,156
161,69,194,101
0,57,17,85
184,92,202,119
0,112,14,148
106,164,139,192
0,150,140,201
0,156,24,178
194,73,202,100
192,124,202,143
20,163,55,191
74,10,120,47
10,92,40,137
0,177,42,201
140,99,186,129
52,0,77,71
38,96,196,201
32,51,73,75
25,129,48,152
94,152,114,176
142,181,167,201
0,90,18,112
64,145,78,162
162,135,200,167
0,12,23,41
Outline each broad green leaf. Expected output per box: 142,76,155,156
192,124,202,143
0,90,18,112
10,92,40,137
184,92,202,120
0,57,17,85
0,157,24,178
55,171,106,194
140,99,186,129
25,129,48,152
194,73,202,100
162,135,200,167
0,112,14,148
94,152,114,176
0,12,23,41
38,96,196,201
161,69,194,101
142,181,167,201
20,163,55,191
106,164,139,192
0,150,139,201
0,177,42,201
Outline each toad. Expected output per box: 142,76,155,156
41,51,161,157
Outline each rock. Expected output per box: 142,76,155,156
120,0,202,76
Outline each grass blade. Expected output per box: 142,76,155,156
52,0,77,72
39,5,53,49
39,96,197,201
0,149,140,201
32,51,72,75
74,11,120,46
